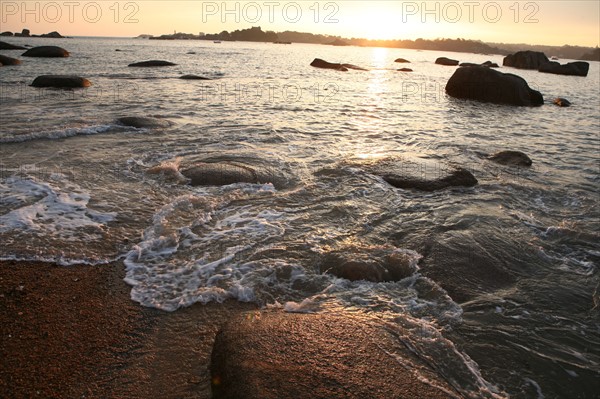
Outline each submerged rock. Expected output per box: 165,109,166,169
128,60,177,67
397,68,413,72
553,97,571,107
503,50,549,69
383,168,477,191
22,46,69,57
0,54,21,66
446,65,544,106
0,40,26,50
310,58,367,71
180,74,211,80
488,151,532,167
31,75,91,88
320,245,418,282
117,116,172,128
539,61,589,77
435,57,459,66
211,311,458,399
394,58,410,63
180,162,259,186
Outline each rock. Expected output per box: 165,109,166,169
538,61,589,77
211,311,458,399
397,68,413,72
394,58,410,63
553,97,571,107
503,50,549,69
22,46,69,57
310,58,367,71
0,41,26,50
15,29,30,37
435,57,459,66
180,74,211,80
180,162,259,186
187,51,196,54
0,54,21,66
31,75,91,88
384,168,477,191
459,61,500,68
459,62,480,67
117,116,172,129
128,60,177,67
0,31,13,37
488,151,532,167
482,60,499,68
320,245,417,282
446,65,544,106
40,31,64,38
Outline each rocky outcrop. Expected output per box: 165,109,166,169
488,151,532,167
435,57,459,66
460,61,499,68
128,60,177,67
180,162,259,186
310,58,367,71
15,29,30,37
446,66,544,106
0,41,26,50
0,54,21,66
211,311,458,399
397,68,413,72
40,31,64,38
117,116,172,128
320,245,417,282
394,58,410,63
552,97,571,107
538,61,589,77
31,75,91,88
22,46,69,57
0,31,13,37
180,74,211,80
503,50,549,69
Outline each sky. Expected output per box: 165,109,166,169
1,1,598,47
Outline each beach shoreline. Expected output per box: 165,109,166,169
0,260,257,399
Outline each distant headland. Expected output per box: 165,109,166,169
1,28,67,38
141,26,599,60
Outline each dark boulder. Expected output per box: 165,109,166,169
552,97,571,107
0,31,13,37
310,58,367,71
446,65,544,106
460,61,499,68
0,54,21,66
0,41,26,50
128,60,177,67
320,245,417,282
539,61,589,77
482,60,499,68
211,311,458,399
397,68,413,72
488,151,532,167
22,46,69,57
15,29,30,37
435,57,459,66
459,62,480,67
180,74,211,80
117,116,172,129
40,31,64,38
31,75,91,88
503,50,549,69
384,168,477,191
180,162,259,186
394,58,410,63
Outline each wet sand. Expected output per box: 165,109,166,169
0,260,256,399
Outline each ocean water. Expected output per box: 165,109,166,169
1,37,599,398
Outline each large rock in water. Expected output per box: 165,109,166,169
435,57,459,66
538,61,589,77
117,116,172,128
211,311,458,399
128,60,177,67
0,40,26,50
0,54,21,66
181,162,260,186
446,66,544,106
320,245,418,282
22,46,69,57
488,151,532,167
310,58,367,71
31,75,91,88
503,50,549,69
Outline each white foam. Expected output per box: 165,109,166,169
0,124,117,143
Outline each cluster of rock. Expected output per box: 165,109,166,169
503,50,589,76
1,29,65,38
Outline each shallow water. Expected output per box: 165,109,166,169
1,37,599,398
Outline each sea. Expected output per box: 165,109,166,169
1,37,598,398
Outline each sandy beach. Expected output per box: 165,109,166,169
0,260,257,398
